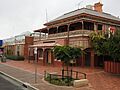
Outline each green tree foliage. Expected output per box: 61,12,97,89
89,31,106,56
53,46,82,66
90,30,120,62
106,31,120,61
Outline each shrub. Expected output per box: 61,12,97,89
5,55,25,61
44,73,74,86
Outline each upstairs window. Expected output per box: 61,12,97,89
84,21,94,30
97,24,102,30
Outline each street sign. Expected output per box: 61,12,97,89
34,47,37,54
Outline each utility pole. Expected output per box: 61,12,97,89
34,47,38,83
99,0,102,3
77,1,83,9
45,9,48,22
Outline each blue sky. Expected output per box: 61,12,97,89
0,0,120,39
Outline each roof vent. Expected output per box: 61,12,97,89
86,5,93,10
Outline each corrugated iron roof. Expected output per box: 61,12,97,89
45,8,120,25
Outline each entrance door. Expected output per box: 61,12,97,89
95,55,104,67
85,52,91,67
46,49,52,64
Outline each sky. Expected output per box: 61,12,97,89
0,0,120,39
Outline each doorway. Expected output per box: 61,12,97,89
85,52,91,67
46,49,52,64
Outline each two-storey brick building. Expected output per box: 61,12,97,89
29,2,120,68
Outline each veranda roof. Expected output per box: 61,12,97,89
29,43,61,48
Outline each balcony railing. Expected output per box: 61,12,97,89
33,30,93,41
48,30,93,39
34,35,48,41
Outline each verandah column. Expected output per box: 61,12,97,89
51,49,54,66
82,21,84,30
81,53,85,67
94,22,97,31
43,48,46,66
67,24,70,45
91,50,95,68
81,21,85,67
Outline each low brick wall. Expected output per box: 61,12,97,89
54,61,62,67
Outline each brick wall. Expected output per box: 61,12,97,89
24,36,34,59
56,38,67,45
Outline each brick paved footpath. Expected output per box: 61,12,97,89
0,64,91,90
0,60,120,90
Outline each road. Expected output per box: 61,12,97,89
0,75,24,90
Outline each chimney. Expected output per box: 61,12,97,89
94,2,103,12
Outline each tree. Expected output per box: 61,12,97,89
54,46,71,67
90,30,120,62
106,30,120,61
89,31,107,56
54,46,82,67
53,46,82,78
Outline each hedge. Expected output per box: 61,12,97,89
5,55,25,61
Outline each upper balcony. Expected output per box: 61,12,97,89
48,30,93,39
33,21,103,41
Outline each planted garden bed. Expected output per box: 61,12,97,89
44,70,86,86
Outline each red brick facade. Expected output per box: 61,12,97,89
30,2,120,69
24,36,34,59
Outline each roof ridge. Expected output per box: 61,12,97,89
45,8,120,25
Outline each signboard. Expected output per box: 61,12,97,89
0,40,3,46
34,47,37,54
108,26,116,38
108,26,116,33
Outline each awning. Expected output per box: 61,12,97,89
29,43,62,48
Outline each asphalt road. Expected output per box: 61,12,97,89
0,75,24,90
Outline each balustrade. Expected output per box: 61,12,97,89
34,30,93,41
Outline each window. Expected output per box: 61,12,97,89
58,25,68,33
97,24,102,30
69,22,82,31
84,21,94,30
49,27,57,34
39,49,43,58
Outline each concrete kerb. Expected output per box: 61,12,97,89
0,71,39,90
73,79,89,87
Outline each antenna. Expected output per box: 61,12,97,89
45,8,48,22
99,0,102,3
77,1,83,9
